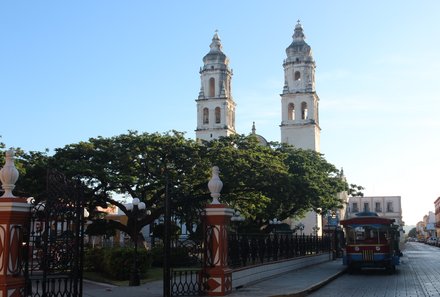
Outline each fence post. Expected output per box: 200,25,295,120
203,166,233,296
0,150,32,296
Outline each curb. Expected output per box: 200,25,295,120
269,268,347,297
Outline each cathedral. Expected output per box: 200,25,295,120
195,21,320,152
195,22,322,234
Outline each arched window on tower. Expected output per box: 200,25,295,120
215,107,221,124
203,108,209,124
294,71,301,81
301,102,308,120
288,103,295,120
209,78,215,97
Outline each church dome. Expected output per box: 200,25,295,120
250,122,269,147
254,134,268,147
203,32,229,66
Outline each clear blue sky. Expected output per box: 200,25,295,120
1,1,439,226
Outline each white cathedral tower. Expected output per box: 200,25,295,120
280,21,321,152
195,32,236,142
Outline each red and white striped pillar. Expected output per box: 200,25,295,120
203,166,234,296
0,150,31,297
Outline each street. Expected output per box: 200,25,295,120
310,242,440,297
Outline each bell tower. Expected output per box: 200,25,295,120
196,31,236,142
280,21,320,152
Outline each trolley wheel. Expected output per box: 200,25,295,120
386,264,396,274
347,264,355,274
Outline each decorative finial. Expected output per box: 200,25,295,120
208,166,223,204
252,122,256,135
0,149,19,198
210,30,222,51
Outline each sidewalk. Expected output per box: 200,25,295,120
83,259,346,297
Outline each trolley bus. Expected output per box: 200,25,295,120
340,212,401,273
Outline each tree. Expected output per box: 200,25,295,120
51,130,211,241
349,184,365,197
408,227,417,238
3,131,348,240
270,143,347,220
202,134,286,221
202,135,347,227
0,137,50,199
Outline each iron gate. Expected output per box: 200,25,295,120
24,170,85,297
170,237,204,296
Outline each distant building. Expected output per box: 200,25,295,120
416,220,426,240
424,211,436,239
434,196,440,237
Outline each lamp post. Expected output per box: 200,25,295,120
231,210,244,234
269,218,282,233
295,223,304,235
312,226,320,236
125,198,150,286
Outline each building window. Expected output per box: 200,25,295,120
203,108,209,124
364,202,369,212
294,71,301,81
301,102,308,120
215,107,221,123
352,203,358,213
375,202,382,212
209,78,215,97
288,103,295,120
387,202,394,212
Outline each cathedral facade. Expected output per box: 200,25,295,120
195,22,323,235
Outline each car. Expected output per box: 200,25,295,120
426,237,437,245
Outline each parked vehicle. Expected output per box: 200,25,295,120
426,237,437,246
341,211,401,273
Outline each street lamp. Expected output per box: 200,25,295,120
125,198,150,286
231,210,245,222
231,210,245,234
295,223,304,235
269,218,282,233
312,226,320,236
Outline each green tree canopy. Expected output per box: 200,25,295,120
0,132,348,239
269,143,347,220
51,130,209,238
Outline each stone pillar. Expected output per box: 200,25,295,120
0,150,31,297
203,167,233,296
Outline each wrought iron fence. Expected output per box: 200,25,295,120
228,233,331,268
169,237,205,296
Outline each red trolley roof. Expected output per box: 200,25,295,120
340,212,395,226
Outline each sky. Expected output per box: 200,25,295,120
1,1,439,226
